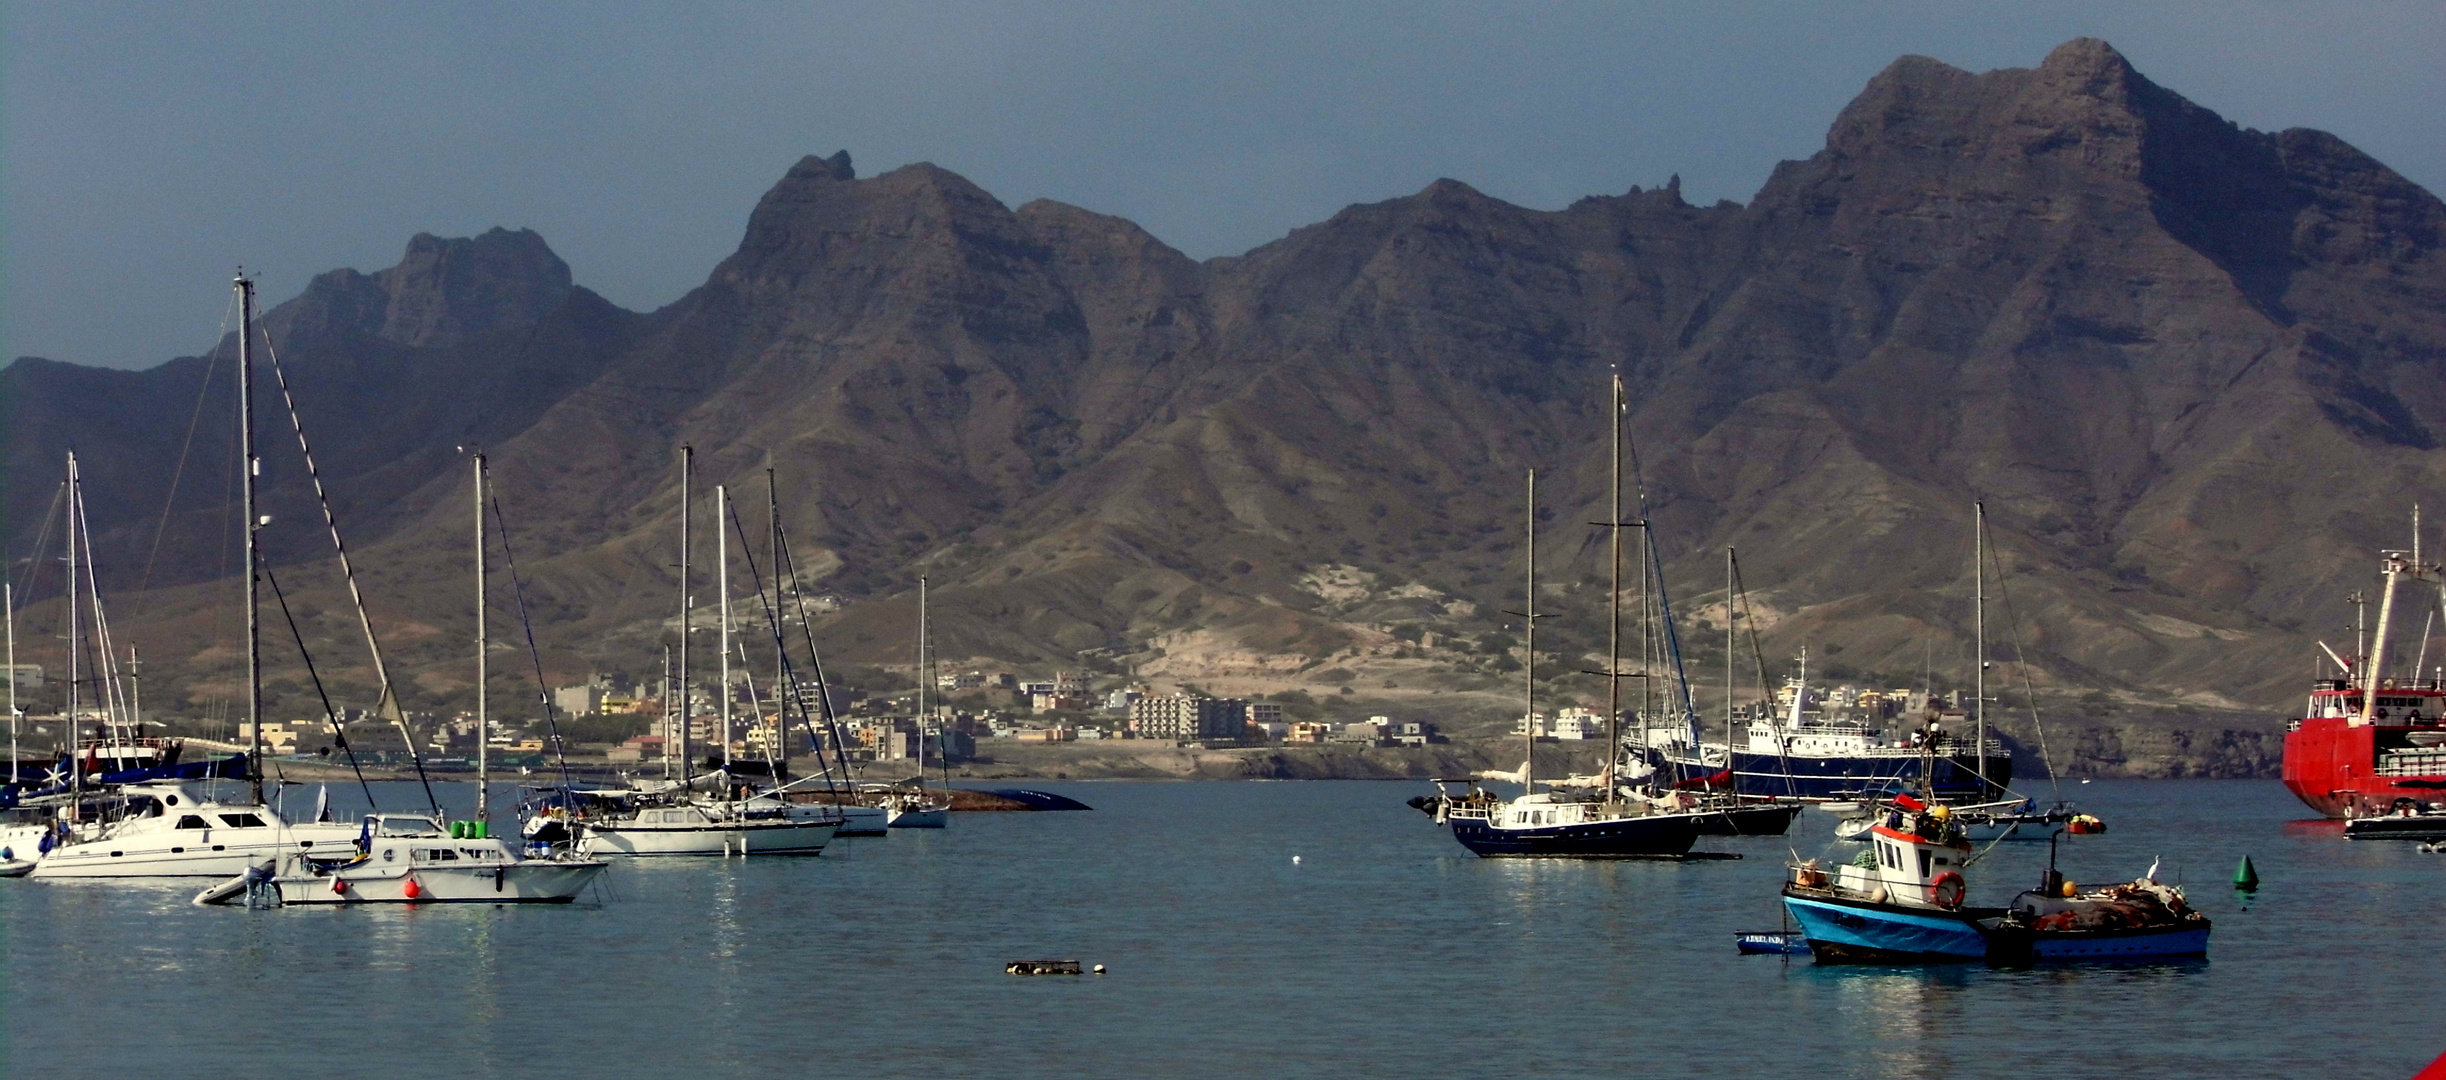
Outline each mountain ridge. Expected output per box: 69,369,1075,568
7,39,2444,739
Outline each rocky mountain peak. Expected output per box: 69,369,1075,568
271,226,573,350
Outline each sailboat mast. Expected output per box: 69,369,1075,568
917,576,928,788
677,446,692,781
474,452,489,824
1606,375,1624,803
718,484,732,777
1523,468,1537,794
237,275,264,806
1974,501,1986,793
65,454,82,804
1726,547,1735,750
6,582,16,780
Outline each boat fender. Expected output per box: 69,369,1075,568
402,877,421,900
1928,871,1966,909
1868,886,1888,904
332,877,348,895
2059,878,2077,898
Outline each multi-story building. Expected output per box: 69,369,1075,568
1130,694,1247,743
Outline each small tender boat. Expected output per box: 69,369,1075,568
233,814,608,904
1735,930,1810,955
2344,797,2446,840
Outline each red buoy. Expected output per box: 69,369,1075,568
332,877,347,895
402,877,421,900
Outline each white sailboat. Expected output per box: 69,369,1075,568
884,577,949,829
209,449,608,904
555,465,839,857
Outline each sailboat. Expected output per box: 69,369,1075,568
1421,469,1734,858
211,449,610,905
879,577,950,829
32,278,361,878
538,462,840,857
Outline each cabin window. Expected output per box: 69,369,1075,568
175,815,211,830
1917,849,1932,878
220,814,267,829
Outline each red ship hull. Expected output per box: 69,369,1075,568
2282,715,2446,818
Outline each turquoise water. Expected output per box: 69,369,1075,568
1,778,2434,1078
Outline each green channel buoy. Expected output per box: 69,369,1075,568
2234,855,2260,892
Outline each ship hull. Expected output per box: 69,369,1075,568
2282,716,2446,819
1448,812,1700,858
1780,889,1995,963
1654,748,2009,801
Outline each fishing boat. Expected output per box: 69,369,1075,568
1782,778,1994,963
2283,517,2446,819
1981,846,2211,961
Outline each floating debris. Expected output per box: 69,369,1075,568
1007,960,1085,976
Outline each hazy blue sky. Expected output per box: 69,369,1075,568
6,3,2441,369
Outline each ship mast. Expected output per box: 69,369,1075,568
65,454,82,808
1605,374,1624,805
1523,469,1537,795
1975,501,1987,796
237,275,264,806
676,446,693,783
474,452,489,825
718,483,732,781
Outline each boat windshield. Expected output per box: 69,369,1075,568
368,815,446,837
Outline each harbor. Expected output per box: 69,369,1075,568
0,777,2428,1078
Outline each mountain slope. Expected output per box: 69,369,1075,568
7,39,2444,737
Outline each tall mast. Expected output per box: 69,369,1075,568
768,469,783,771
65,454,82,805
1523,468,1537,795
2363,550,2409,726
660,643,673,780
718,483,732,777
1605,374,1624,804
1974,501,1986,794
676,446,693,782
474,452,489,824
917,576,928,787
6,582,16,782
1726,547,1736,749
237,276,264,805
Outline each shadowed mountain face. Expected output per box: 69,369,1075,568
7,40,2444,725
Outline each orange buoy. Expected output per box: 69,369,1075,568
402,877,421,900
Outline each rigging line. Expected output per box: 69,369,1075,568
775,524,852,795
263,566,377,812
254,321,437,817
485,492,573,789
1729,548,1797,798
69,479,130,724
1983,517,2063,804
723,498,826,787
6,483,66,609
129,292,237,616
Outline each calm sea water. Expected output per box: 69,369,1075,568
0,778,2434,1079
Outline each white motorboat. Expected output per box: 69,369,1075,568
221,814,607,904
28,781,362,879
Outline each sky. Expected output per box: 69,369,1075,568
5,2,2441,369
